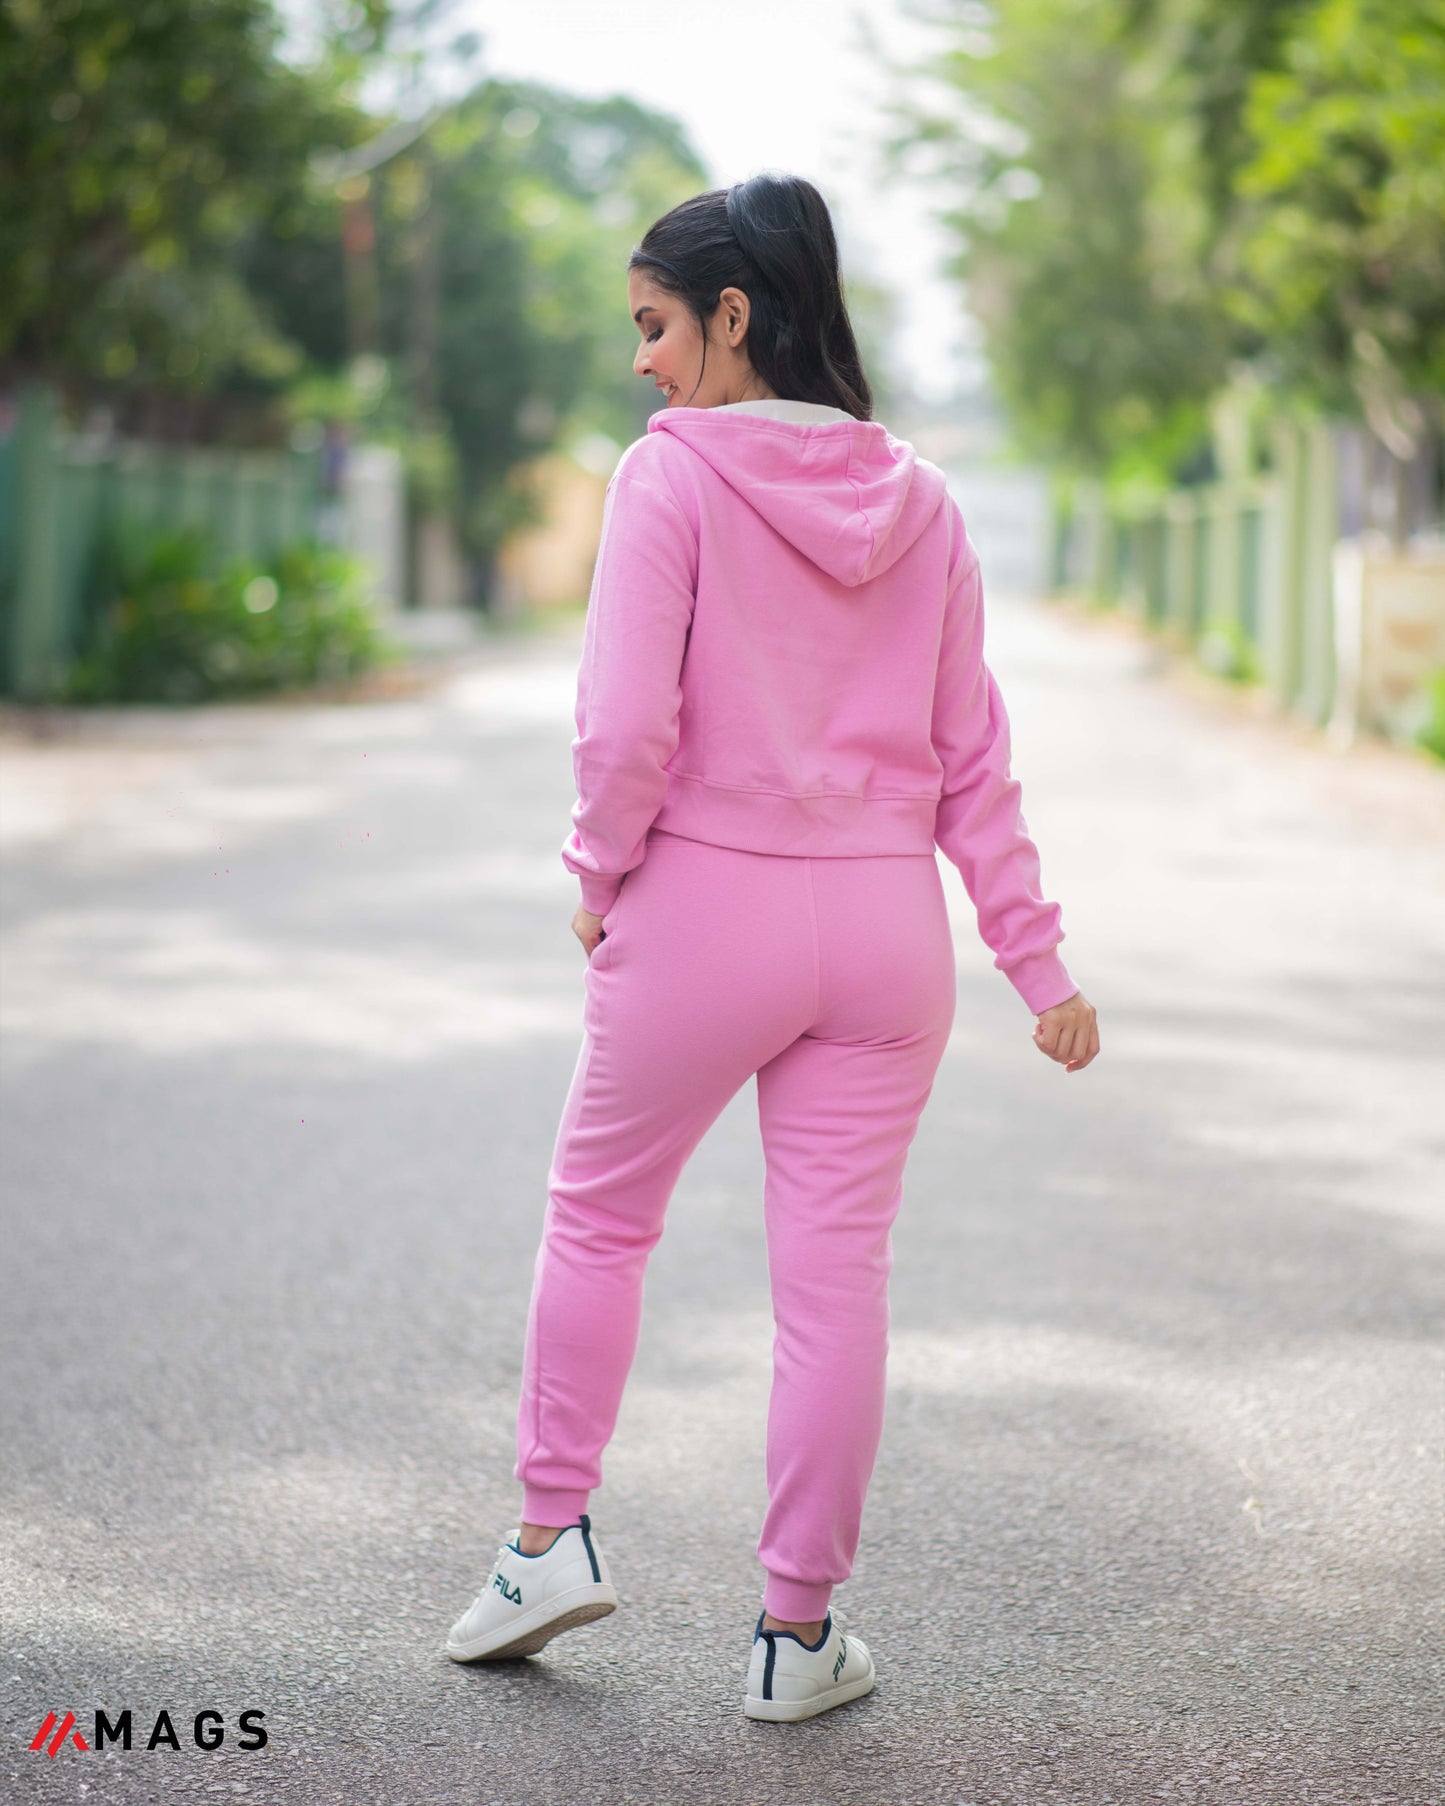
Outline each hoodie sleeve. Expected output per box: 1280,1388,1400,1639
561,465,698,917
930,533,1079,1016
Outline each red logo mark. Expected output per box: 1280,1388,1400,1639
29,1712,91,1758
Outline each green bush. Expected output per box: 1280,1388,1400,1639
59,529,403,704
1417,668,1445,765
1196,618,1261,685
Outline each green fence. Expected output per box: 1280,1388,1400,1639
1052,412,1343,727
0,387,322,701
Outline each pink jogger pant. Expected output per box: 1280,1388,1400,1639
515,826,959,1621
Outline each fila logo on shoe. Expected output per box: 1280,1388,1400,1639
492,1573,522,1605
833,1638,847,1682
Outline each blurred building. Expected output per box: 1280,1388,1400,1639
492,443,614,620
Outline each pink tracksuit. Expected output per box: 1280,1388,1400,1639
515,396,1078,1622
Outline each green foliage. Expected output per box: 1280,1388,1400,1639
1197,617,1262,684
882,0,1445,480
0,0,371,394
419,84,708,561
390,424,457,518
59,526,399,703
283,365,459,516
1417,667,1445,763
1228,0,1445,418
881,0,1232,482
1,2,714,588
255,76,709,569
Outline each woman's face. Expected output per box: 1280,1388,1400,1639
629,268,771,409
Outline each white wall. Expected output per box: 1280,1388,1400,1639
343,444,406,613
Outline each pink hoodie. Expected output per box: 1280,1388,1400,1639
561,398,1077,1016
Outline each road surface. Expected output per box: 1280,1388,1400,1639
3,595,1442,1804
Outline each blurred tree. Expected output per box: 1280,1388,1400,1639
1118,0,1314,240
1121,0,1443,444
425,83,708,585
0,0,714,594
880,0,1231,482
0,0,372,396
884,0,1445,480
250,76,708,586
1226,0,1445,451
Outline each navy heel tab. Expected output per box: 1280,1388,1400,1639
577,1513,602,1582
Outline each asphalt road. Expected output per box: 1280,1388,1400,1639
2,596,1442,1806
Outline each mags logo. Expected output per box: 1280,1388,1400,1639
28,1708,268,1756
29,1713,90,1759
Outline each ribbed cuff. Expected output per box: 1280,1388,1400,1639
1005,946,1079,1017
521,1485,590,1528
578,873,623,917
762,1574,835,1621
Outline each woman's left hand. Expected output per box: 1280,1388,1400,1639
573,905,606,958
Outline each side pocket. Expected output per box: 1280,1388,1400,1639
590,900,619,970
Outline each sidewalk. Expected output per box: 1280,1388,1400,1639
1044,590,1445,850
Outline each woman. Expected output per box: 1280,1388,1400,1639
445,172,1100,1721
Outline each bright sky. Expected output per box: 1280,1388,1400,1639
455,0,981,404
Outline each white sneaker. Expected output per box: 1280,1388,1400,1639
743,1609,877,1721
445,1514,617,1662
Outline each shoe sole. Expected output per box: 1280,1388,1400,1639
445,1585,618,1662
743,1659,877,1722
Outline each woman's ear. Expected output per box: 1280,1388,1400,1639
718,286,751,348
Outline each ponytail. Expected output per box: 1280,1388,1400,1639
630,173,873,420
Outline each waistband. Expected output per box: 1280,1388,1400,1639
644,824,935,861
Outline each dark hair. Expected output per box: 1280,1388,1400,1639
630,173,874,421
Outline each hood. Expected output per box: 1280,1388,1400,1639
647,401,950,587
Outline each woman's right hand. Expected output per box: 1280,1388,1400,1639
573,904,607,959
1033,991,1099,1073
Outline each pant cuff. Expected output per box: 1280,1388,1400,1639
763,1574,835,1621
521,1485,590,1527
